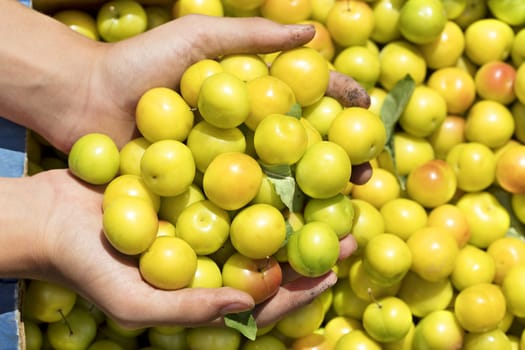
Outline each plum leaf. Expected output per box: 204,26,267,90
286,102,302,119
260,162,305,212
490,186,525,240
224,311,257,340
380,74,416,190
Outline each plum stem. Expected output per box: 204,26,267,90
258,256,271,272
368,288,382,309
58,308,74,336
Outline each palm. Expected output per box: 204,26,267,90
37,169,355,329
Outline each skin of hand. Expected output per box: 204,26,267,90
0,2,371,330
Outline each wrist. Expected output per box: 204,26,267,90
0,1,103,153
0,175,51,279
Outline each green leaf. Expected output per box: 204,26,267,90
489,186,525,240
381,75,415,142
260,162,306,212
286,103,302,119
224,311,257,340
285,220,294,239
282,219,295,247
261,162,293,178
379,74,416,191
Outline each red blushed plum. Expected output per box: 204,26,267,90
495,144,525,194
426,67,476,116
474,60,517,105
221,253,282,304
406,159,458,208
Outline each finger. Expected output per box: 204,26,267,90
106,286,255,329
350,162,373,185
338,233,358,261
118,15,315,96
326,70,371,109
252,271,337,328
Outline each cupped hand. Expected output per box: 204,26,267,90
33,169,357,329
45,14,372,183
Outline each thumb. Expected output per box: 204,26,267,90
170,14,316,60
109,286,255,329
113,14,315,98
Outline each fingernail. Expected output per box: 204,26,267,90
220,303,253,315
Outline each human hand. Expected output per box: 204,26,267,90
26,13,371,183
26,169,357,329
